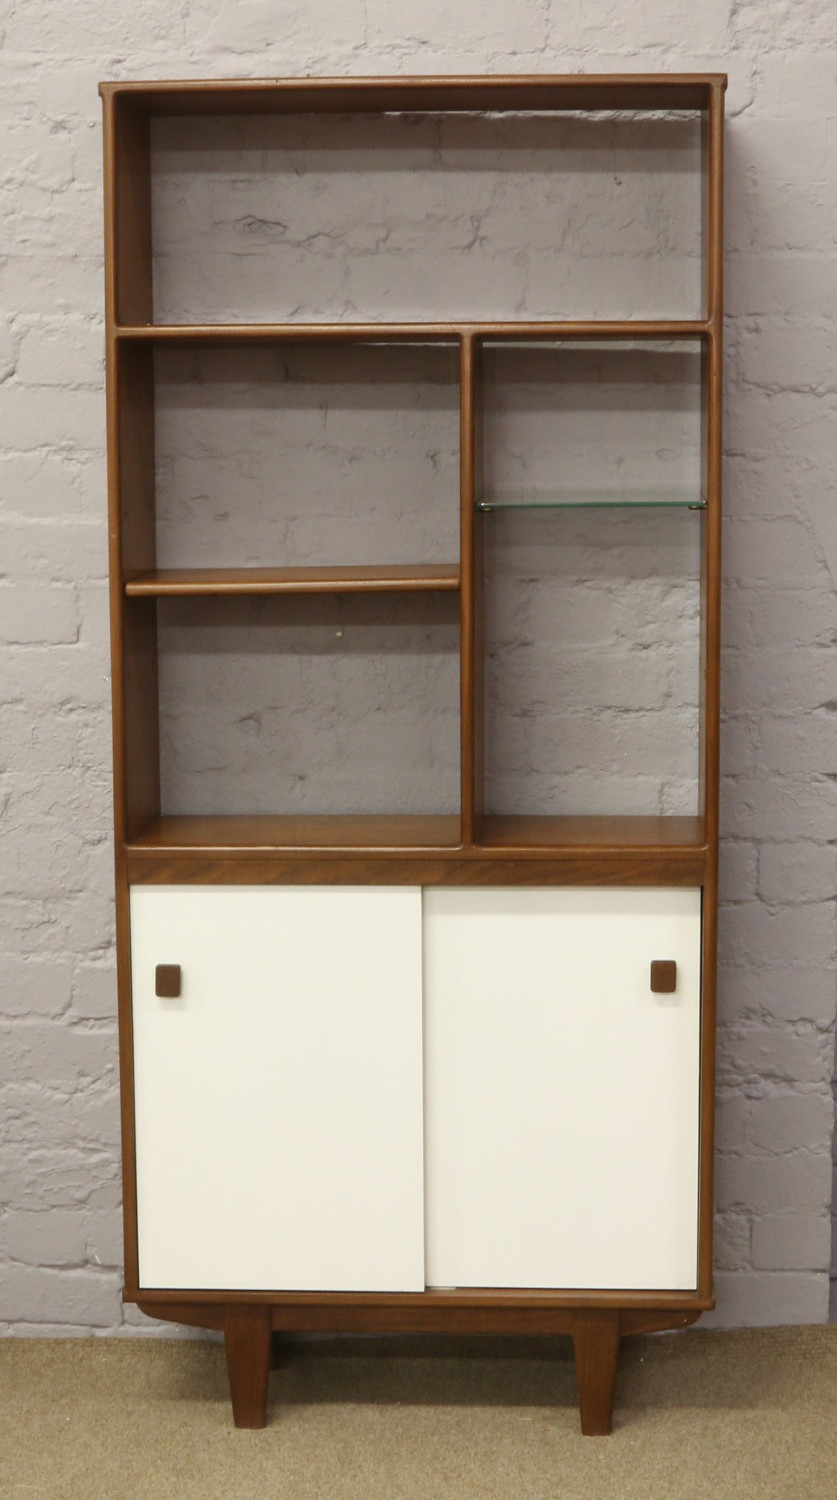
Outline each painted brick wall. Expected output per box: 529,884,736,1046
0,3,835,1336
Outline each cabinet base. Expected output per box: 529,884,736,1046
136,1298,701,1434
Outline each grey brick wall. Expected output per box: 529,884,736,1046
0,4,835,1335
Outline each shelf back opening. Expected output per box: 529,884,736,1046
152,340,460,571
155,591,461,820
149,109,704,325
480,505,702,823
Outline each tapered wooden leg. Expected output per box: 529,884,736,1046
224,1305,272,1428
572,1309,621,1436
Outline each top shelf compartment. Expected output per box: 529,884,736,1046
103,76,723,330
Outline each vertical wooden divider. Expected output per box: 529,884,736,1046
697,81,725,1302
117,346,161,844
459,334,483,847
103,94,157,1293
112,103,153,327
702,85,724,856
105,98,160,846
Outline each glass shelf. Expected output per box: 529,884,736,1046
480,338,703,351
477,491,707,512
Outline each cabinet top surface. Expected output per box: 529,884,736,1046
98,74,727,113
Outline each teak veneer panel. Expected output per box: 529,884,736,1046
100,75,725,115
133,1285,713,1312
125,843,707,890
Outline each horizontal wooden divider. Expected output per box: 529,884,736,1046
125,565,461,597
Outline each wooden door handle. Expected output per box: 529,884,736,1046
155,964,182,998
650,960,677,993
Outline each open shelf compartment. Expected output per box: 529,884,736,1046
102,77,717,329
145,338,460,573
476,503,703,826
122,590,462,828
478,338,704,510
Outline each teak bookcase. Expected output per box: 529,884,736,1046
100,74,725,1435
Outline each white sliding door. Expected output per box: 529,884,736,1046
423,887,701,1291
130,885,424,1292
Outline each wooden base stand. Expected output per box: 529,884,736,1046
137,1296,702,1434
572,1309,621,1436
224,1305,272,1429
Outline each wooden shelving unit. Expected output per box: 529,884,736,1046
101,73,725,1436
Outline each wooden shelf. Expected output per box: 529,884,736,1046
125,814,707,887
115,321,711,344
127,815,463,853
477,815,706,852
125,814,705,864
125,565,461,597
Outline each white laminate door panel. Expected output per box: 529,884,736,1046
423,887,701,1291
130,885,424,1292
